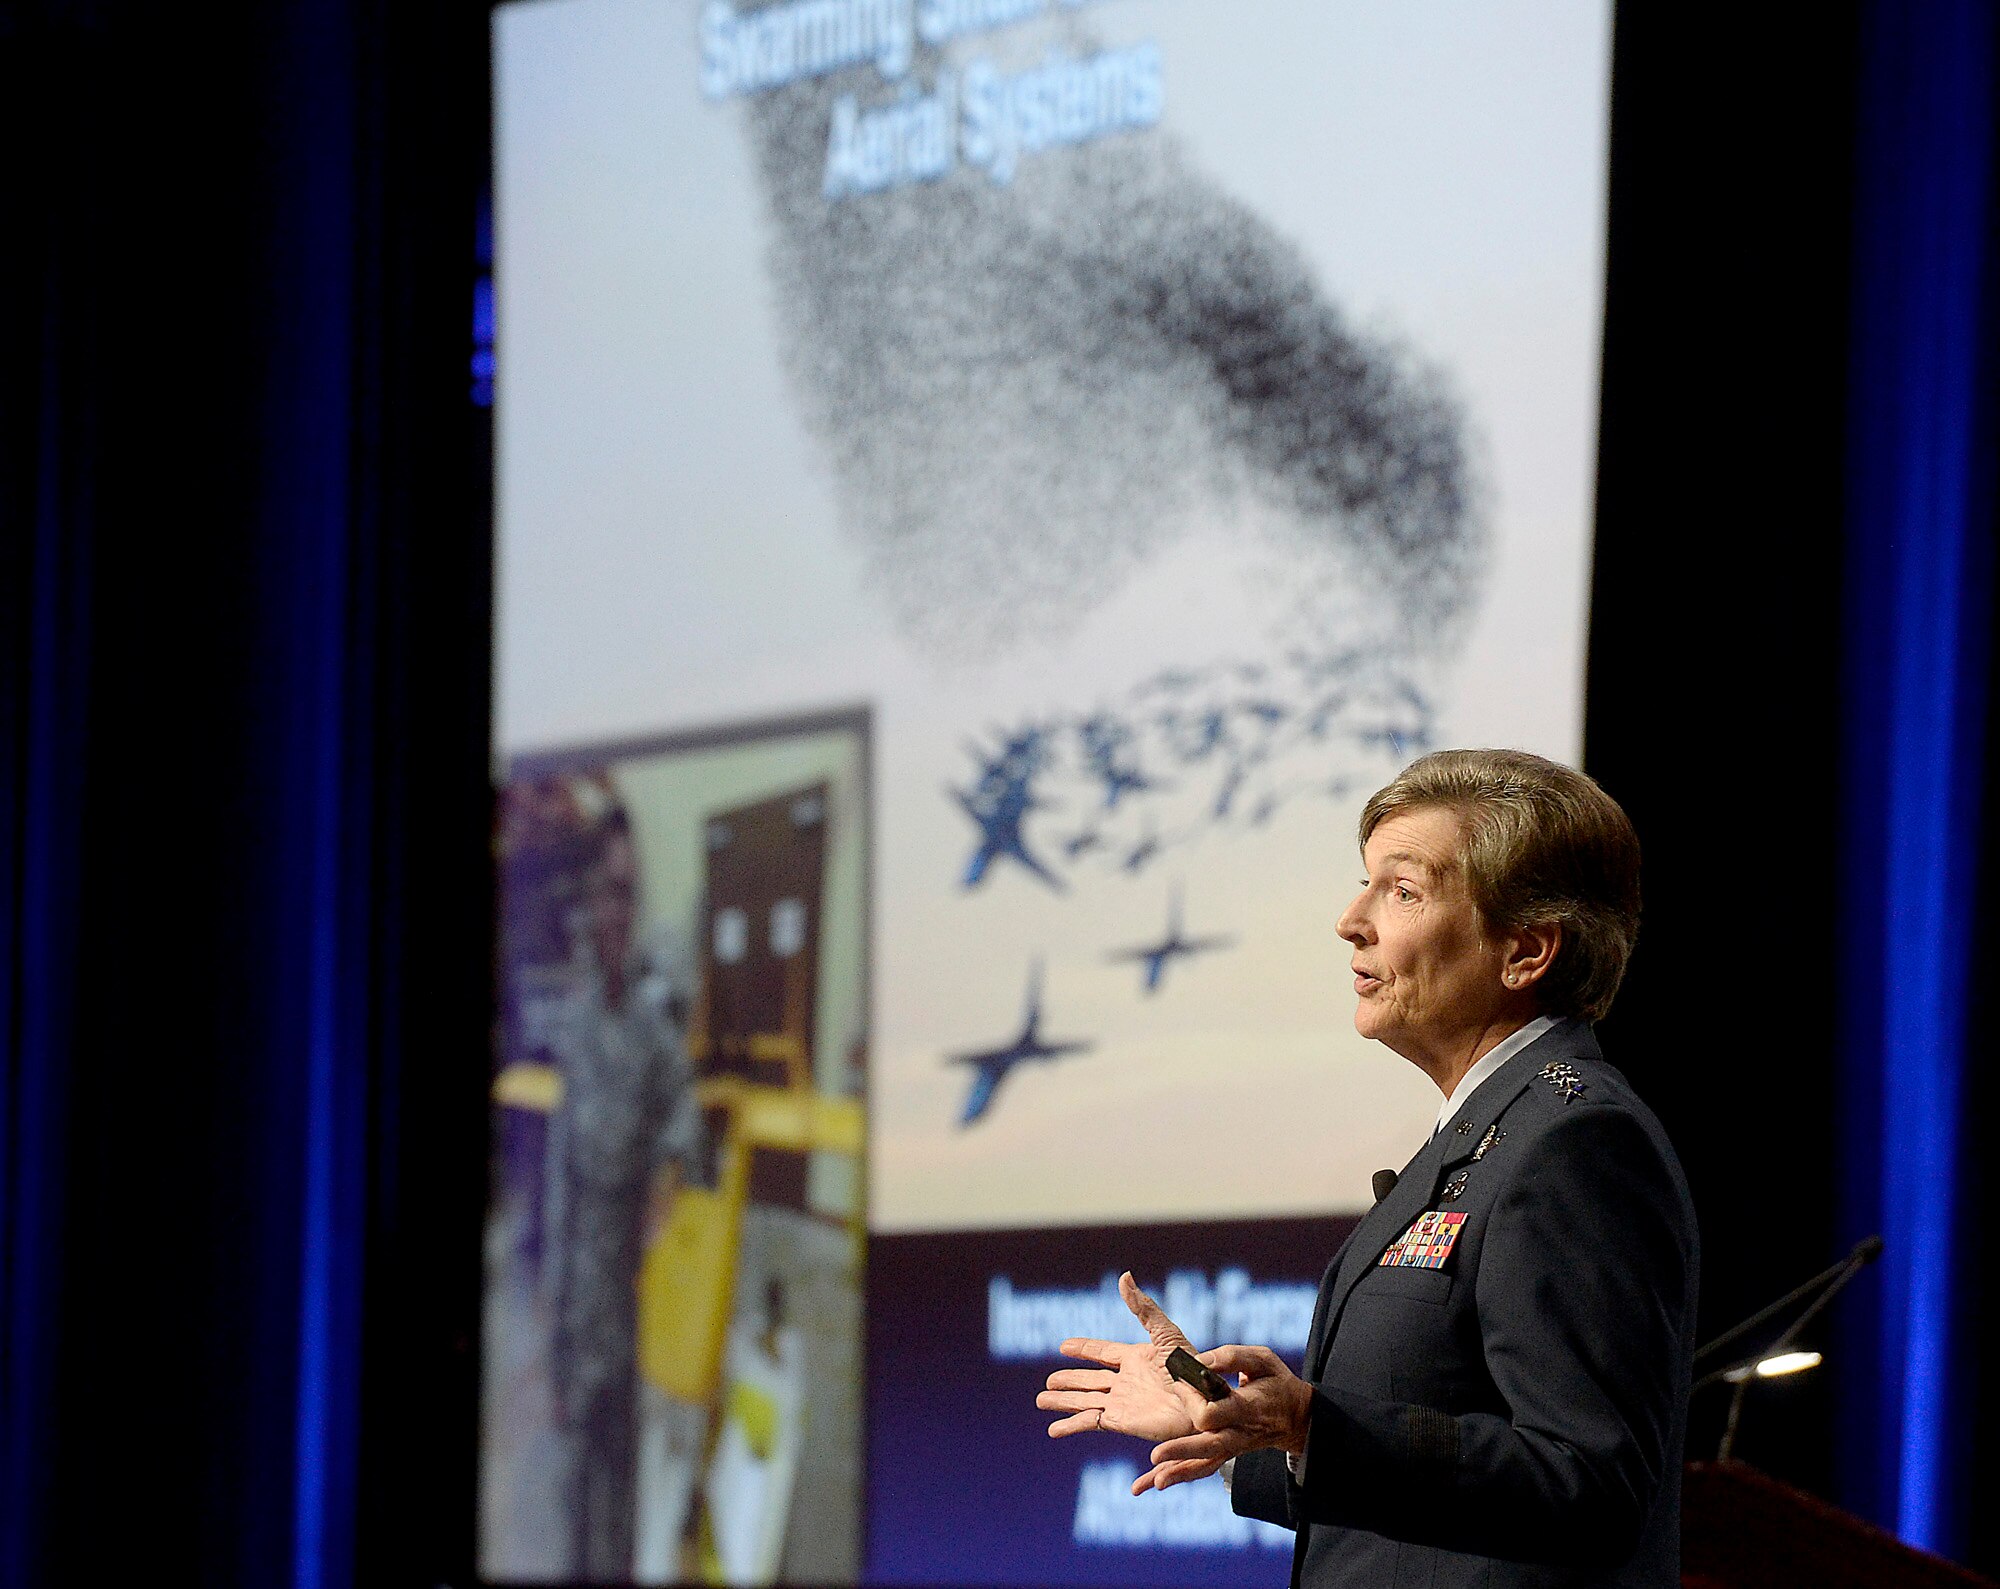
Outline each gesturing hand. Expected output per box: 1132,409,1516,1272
1036,1272,1207,1444
1135,1343,1314,1493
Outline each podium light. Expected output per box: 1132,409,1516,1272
1722,1349,1823,1384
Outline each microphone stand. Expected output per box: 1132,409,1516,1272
1693,1236,1882,1462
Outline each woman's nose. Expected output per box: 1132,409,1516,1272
1335,894,1369,943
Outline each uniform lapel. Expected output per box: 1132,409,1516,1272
1306,1127,1451,1377
1304,1020,1600,1378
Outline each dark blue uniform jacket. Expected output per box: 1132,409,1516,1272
1231,1020,1698,1588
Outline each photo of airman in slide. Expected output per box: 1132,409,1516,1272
482,710,868,1586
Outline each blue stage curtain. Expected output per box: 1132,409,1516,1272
1,4,488,1585
1838,0,2000,1561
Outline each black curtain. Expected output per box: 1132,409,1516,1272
3,3,489,1583
1588,1,1860,1507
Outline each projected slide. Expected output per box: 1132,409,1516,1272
488,0,1609,1582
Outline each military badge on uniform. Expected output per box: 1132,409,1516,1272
1439,1170,1470,1202
1472,1124,1505,1161
1538,1060,1586,1101
1378,1210,1468,1269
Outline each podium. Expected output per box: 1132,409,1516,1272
1683,1462,1995,1588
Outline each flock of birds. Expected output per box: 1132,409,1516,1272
950,648,1435,895
942,648,1435,1124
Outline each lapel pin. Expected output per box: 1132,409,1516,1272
1472,1124,1505,1161
1439,1170,1470,1203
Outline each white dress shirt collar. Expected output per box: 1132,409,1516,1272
1432,1014,1560,1137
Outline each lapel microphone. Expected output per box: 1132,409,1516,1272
1371,1168,1399,1204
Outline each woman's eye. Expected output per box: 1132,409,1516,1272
1394,885,1414,903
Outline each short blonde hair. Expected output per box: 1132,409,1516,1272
1358,749,1641,1022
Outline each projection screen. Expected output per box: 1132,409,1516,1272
483,2,1611,1582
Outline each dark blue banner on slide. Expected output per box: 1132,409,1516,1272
867,1215,1360,1586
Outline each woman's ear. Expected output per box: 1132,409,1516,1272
1501,922,1561,990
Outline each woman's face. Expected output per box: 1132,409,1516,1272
1336,806,1516,1070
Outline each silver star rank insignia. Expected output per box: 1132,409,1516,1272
1538,1060,1586,1102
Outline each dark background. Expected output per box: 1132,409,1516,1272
7,1,1999,1585
1591,0,1861,1505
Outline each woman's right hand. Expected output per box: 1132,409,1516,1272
1035,1272,1206,1442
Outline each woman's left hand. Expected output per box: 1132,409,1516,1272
1135,1344,1315,1492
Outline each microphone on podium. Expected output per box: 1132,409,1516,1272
1371,1169,1399,1204
1694,1234,1884,1460
1695,1235,1883,1373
